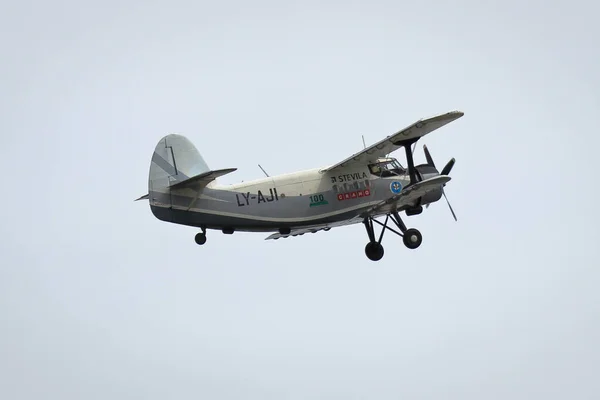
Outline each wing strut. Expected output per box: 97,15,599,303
404,139,419,186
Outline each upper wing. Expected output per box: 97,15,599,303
323,110,464,171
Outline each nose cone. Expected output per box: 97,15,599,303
416,163,438,178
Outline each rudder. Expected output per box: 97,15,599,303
148,134,210,206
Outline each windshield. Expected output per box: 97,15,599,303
368,159,406,177
369,158,404,175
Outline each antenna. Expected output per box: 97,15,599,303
258,164,270,177
362,135,366,149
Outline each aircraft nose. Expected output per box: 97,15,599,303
416,164,438,178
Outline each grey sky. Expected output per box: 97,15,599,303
1,0,599,398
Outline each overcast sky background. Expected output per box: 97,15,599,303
1,0,599,398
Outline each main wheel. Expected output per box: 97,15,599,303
365,242,384,261
403,228,422,249
195,232,207,245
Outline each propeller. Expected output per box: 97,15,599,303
423,145,455,177
422,144,457,221
442,191,457,221
441,157,455,176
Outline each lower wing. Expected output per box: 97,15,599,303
265,217,364,240
265,175,450,240
364,175,450,215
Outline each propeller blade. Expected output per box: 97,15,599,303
441,158,455,176
443,190,457,221
423,145,435,168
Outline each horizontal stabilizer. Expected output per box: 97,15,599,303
168,168,237,190
135,168,236,201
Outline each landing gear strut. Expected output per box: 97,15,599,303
363,217,384,261
194,226,207,245
362,211,423,261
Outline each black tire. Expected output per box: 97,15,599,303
365,242,384,261
195,233,207,245
403,228,422,249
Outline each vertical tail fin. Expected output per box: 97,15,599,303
147,134,210,206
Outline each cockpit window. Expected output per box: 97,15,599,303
369,164,382,174
368,158,406,177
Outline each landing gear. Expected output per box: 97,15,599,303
194,226,207,245
365,242,384,261
195,232,206,245
403,228,422,249
362,211,423,261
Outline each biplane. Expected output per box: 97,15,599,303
136,110,464,261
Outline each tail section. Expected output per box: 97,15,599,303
150,133,210,188
136,134,236,215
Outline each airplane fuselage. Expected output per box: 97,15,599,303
149,162,442,233
140,110,463,255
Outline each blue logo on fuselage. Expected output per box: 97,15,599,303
390,181,403,194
